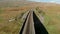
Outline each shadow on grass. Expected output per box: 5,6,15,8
33,11,48,34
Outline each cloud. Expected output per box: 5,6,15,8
27,0,60,4
49,1,56,3
49,0,60,4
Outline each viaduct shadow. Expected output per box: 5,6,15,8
33,11,48,34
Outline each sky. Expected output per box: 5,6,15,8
27,0,60,4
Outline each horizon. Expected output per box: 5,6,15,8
27,0,60,4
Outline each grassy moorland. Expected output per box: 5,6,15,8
35,5,60,34
0,1,33,34
0,1,60,34
0,7,30,34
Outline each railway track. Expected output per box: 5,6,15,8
19,10,48,34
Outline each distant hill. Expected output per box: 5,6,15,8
0,1,60,8
0,0,60,12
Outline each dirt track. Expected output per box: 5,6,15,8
20,10,48,34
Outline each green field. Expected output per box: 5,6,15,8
35,6,60,34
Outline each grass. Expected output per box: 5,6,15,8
0,8,4,22
0,17,3,22
0,7,27,34
0,8,4,14
45,13,60,34
0,2,60,34
35,6,60,34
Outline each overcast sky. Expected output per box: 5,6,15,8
0,0,60,3
27,0,60,4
